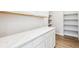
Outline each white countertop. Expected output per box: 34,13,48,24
0,27,55,48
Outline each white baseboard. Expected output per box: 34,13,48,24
56,32,64,36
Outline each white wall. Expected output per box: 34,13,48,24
53,11,64,35
8,11,49,17
0,12,48,37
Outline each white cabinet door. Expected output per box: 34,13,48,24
19,30,55,48
33,33,48,48
46,30,55,48
35,40,46,48
18,41,33,48
20,34,46,48
49,30,55,48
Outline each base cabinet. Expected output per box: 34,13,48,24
18,30,55,48
46,30,55,48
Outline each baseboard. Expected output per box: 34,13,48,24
56,33,78,40
56,33,64,36
64,35,78,40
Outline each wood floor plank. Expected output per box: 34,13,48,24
56,34,79,48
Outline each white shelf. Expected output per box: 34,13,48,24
64,11,78,14
64,24,78,26
64,17,78,19
64,11,78,38
64,13,78,16
64,15,78,19
64,19,78,21
64,30,78,37
64,29,78,32
64,20,78,26
64,26,78,32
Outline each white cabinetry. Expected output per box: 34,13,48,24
18,30,55,48
0,25,55,48
45,30,55,48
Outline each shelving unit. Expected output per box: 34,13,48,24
64,11,78,38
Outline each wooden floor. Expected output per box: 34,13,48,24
56,35,79,48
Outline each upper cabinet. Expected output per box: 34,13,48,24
5,11,49,18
